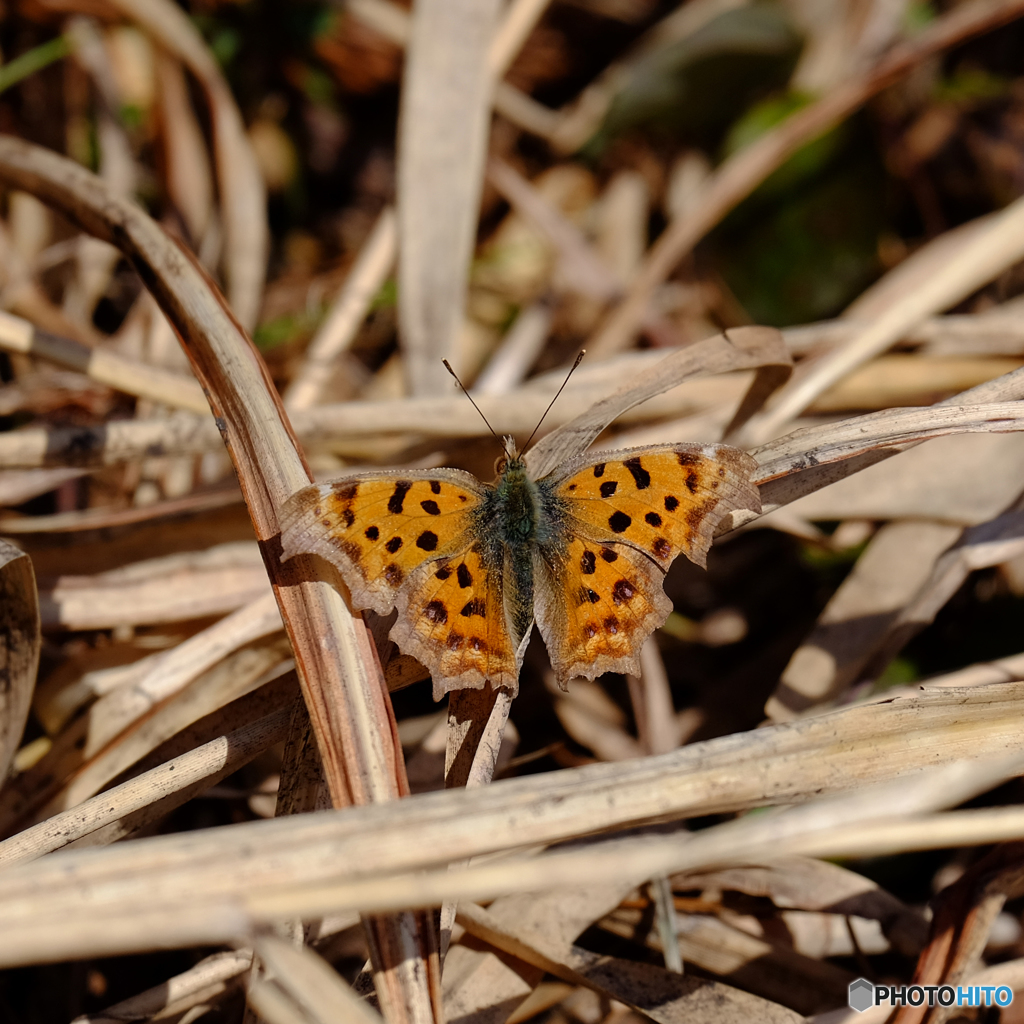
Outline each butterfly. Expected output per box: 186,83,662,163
280,329,779,699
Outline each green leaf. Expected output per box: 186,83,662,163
0,36,71,96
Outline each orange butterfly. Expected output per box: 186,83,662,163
281,333,773,699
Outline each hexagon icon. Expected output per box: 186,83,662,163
848,978,874,1013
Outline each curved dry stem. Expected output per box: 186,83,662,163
0,134,438,1021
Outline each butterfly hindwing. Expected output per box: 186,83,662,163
533,534,670,685
279,469,485,615
391,543,522,696
544,443,761,570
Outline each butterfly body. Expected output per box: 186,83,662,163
281,440,760,698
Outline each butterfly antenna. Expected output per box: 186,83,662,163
442,359,506,453
522,350,585,454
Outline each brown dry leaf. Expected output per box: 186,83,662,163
0,539,40,783
458,896,807,1023
676,857,927,955
765,520,962,720
601,903,852,1014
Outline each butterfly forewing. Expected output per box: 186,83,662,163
280,469,485,615
544,443,761,570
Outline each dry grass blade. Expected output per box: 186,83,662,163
236,755,1024,922
4,683,1024,963
251,933,385,1024
743,193,1024,444
1,641,293,834
398,0,502,395
285,206,396,411
895,843,1024,1024
585,0,1024,359
105,0,268,329
0,703,292,867
549,0,751,153
746,401,1024,527
0,135,439,1018
155,52,214,246
852,505,1024,689
72,949,253,1024
487,158,621,301
0,412,219,469
0,309,208,412
39,541,271,629
525,325,789,478
488,0,553,78
0,538,39,783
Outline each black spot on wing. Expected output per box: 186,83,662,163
384,563,404,585
416,531,438,551
335,482,358,502
600,480,618,498
645,512,662,527
385,536,403,553
340,508,355,528
457,563,473,588
608,511,631,533
685,470,698,494
600,547,618,563
612,579,635,604
429,480,441,494
624,457,651,490
593,463,606,478
421,499,441,515
388,481,412,514
365,526,379,540
435,565,452,580
664,495,679,511
580,550,596,575
424,601,447,624
460,598,486,617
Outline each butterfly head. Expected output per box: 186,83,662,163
494,435,523,477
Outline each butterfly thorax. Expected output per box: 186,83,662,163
488,456,538,544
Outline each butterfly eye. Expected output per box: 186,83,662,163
494,455,508,475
